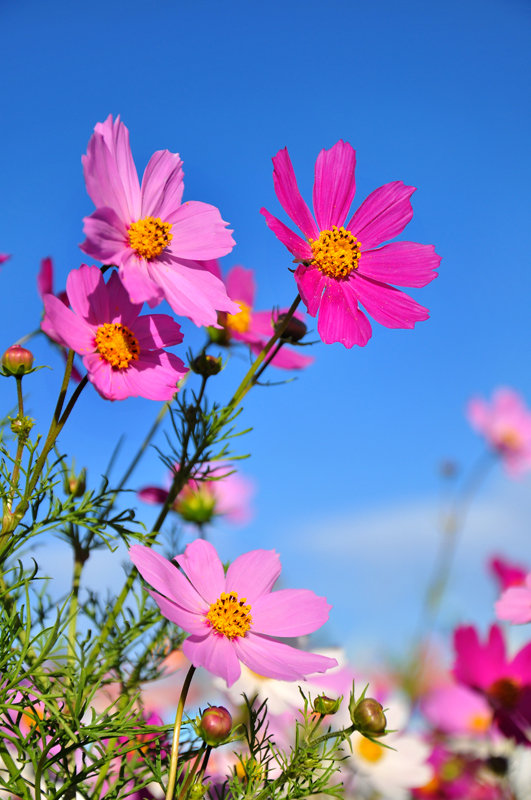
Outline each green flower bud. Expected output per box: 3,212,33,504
312,694,341,715
63,464,87,497
191,353,223,377
351,697,387,736
2,344,34,375
274,313,307,342
198,706,232,746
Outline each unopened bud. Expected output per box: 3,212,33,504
274,313,307,343
351,698,387,736
206,324,230,346
198,706,232,746
191,353,222,377
63,465,87,497
2,345,34,376
312,694,341,715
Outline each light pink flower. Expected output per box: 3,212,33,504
129,538,337,686
422,683,492,735
467,388,531,476
38,256,83,383
41,264,187,401
205,261,313,369
260,140,440,348
81,115,238,327
496,573,531,625
138,462,254,526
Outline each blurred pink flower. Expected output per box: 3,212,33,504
37,256,83,382
205,261,313,369
422,683,492,736
81,115,238,327
0,253,11,264
489,554,527,591
453,624,531,744
42,264,187,401
260,140,440,348
129,538,337,686
138,462,254,526
467,388,531,475
495,573,531,625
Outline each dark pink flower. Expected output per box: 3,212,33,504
38,257,83,382
468,388,531,476
81,115,238,327
453,624,531,744
0,253,11,264
489,555,527,591
260,140,440,348
41,264,187,401
129,538,337,686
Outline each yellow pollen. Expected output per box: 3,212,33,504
226,301,252,334
95,323,140,369
206,591,252,639
308,226,361,279
498,428,523,451
128,216,173,260
469,712,491,733
356,735,385,763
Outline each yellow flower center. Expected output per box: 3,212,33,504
128,216,173,260
206,590,252,639
226,301,252,334
95,323,140,369
356,735,385,763
498,428,523,451
469,712,491,733
309,226,361,279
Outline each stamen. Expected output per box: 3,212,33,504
95,323,140,369
226,301,252,334
128,216,173,260
308,225,361,279
206,591,252,639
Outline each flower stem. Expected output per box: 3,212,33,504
176,744,208,800
165,665,196,800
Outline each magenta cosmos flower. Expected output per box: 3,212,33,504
81,115,238,327
453,624,531,744
468,388,531,476
129,539,337,686
495,574,531,625
41,264,187,401
205,261,313,370
0,253,10,265
260,140,440,348
38,257,83,383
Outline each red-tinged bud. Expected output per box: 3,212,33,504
191,353,223,377
199,706,232,745
2,345,34,375
352,698,387,736
312,694,341,715
274,313,307,342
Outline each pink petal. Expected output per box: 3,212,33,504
182,632,242,686
82,354,135,400
351,274,430,329
123,351,186,401
119,250,165,307
66,265,109,325
260,209,313,261
169,201,234,259
249,341,314,370
225,550,281,604
360,242,440,288
81,207,129,262
251,589,332,637
106,269,143,327
347,181,416,250
294,264,327,317
234,634,337,681
140,149,184,220
313,140,356,230
129,544,205,612
138,486,169,505
511,640,531,681
316,279,372,348
271,148,318,239
453,625,507,689
42,294,94,352
149,590,207,635
496,585,531,625
226,265,255,307
37,257,54,298
174,539,226,605
131,314,184,349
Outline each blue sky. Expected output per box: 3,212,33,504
1,0,530,662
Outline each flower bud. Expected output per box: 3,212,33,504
191,353,223,377
2,344,34,375
206,324,230,346
176,485,217,525
63,465,87,497
198,706,232,746
274,313,307,342
312,694,341,715
351,697,387,736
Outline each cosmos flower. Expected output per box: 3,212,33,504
41,264,187,401
129,538,337,687
260,140,440,348
468,388,531,476
489,555,527,591
0,253,11,265
422,683,493,736
37,256,83,382
205,261,313,369
495,574,531,625
81,115,238,327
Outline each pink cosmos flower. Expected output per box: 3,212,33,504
489,555,527,591
453,624,531,744
0,253,10,264
204,261,313,370
81,115,238,327
260,140,440,348
129,538,337,687
422,684,492,736
467,388,531,476
495,573,531,625
138,462,254,526
38,256,83,383
41,264,187,401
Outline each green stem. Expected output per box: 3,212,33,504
67,543,86,665
6,376,26,514
165,665,196,800
176,744,208,800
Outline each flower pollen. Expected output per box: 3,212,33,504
95,323,140,369
309,226,361,279
206,590,252,639
128,216,173,260
226,301,252,334
357,736,385,764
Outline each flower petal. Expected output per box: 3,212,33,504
271,148,318,239
121,351,186,401
81,207,129,262
347,181,416,249
226,265,255,307
260,209,313,260
37,257,54,298
169,201,234,259
148,590,207,635
251,589,332,637
294,264,327,317
119,250,165,308
131,314,184,349
42,294,94,351
225,550,281,603
360,242,440,288
140,149,184,220
129,544,205,612
234,634,337,681
249,341,314,370
313,140,356,230
66,265,109,325
174,539,226,605
351,274,430,329
138,487,169,505
183,632,242,686
317,278,372,348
